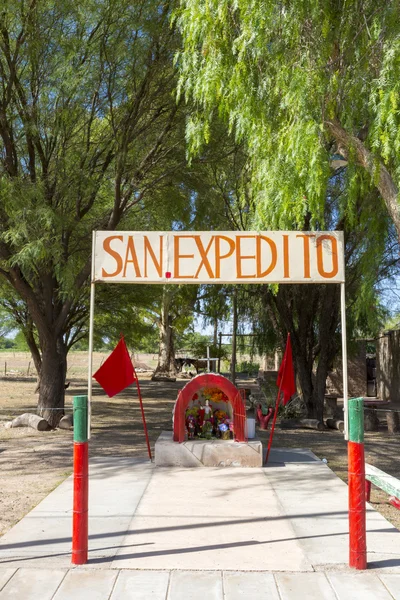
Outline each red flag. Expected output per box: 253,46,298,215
93,337,136,397
276,333,296,405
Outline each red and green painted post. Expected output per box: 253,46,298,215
348,397,367,570
72,395,89,565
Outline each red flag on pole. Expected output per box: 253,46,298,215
265,333,296,463
276,333,296,405
93,337,136,397
93,337,152,460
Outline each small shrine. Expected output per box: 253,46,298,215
184,390,233,440
155,373,263,467
173,373,246,443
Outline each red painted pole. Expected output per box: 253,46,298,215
389,496,400,510
365,480,371,502
72,395,89,565
72,443,88,564
348,397,367,570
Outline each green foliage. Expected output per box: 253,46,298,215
0,337,14,349
383,314,400,332
9,332,29,351
0,331,30,351
0,305,14,339
174,0,400,230
0,0,255,377
178,331,209,356
178,331,229,360
0,0,184,347
93,284,158,352
236,360,259,375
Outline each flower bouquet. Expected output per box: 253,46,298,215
203,387,228,403
214,409,228,424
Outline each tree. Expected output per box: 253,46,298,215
174,0,400,415
0,293,15,346
175,1,400,238
248,184,399,419
0,279,44,375
0,0,185,425
151,285,198,379
90,283,159,353
195,285,230,345
187,128,399,416
178,330,229,362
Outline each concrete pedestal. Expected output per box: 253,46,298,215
154,431,263,467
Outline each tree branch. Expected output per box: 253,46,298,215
325,119,400,240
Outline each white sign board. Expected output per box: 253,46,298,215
93,231,344,284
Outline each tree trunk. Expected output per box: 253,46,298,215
364,408,379,431
213,318,218,346
152,288,177,380
37,335,67,427
59,414,74,430
326,119,400,241
311,356,331,422
325,418,345,432
271,283,340,422
296,357,317,418
25,321,42,391
24,317,42,377
6,413,50,431
324,397,338,418
387,411,400,434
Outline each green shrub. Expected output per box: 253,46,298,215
237,360,260,374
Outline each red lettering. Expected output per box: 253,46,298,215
316,235,339,278
256,235,277,277
101,235,123,278
144,236,163,278
194,236,215,278
296,234,315,279
236,236,256,278
174,236,194,279
283,235,290,278
215,236,235,278
123,236,141,278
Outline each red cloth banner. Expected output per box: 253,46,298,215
266,332,296,463
93,337,136,397
276,333,296,405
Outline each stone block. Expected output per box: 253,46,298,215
169,571,223,600
0,568,66,600
53,570,118,600
154,431,262,467
223,572,280,600
328,573,394,600
110,571,170,600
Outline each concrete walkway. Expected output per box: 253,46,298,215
1,448,400,598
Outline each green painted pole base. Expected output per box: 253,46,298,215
73,395,88,443
348,397,364,443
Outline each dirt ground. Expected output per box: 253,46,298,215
1,369,400,538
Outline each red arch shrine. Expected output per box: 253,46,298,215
173,373,247,443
